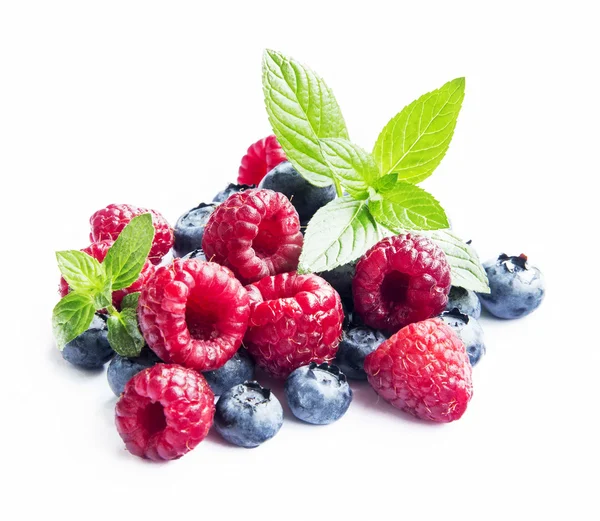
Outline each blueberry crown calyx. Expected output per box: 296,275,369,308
243,380,271,399
442,308,471,324
307,362,347,383
498,253,529,272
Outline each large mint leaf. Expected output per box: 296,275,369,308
298,196,383,273
103,214,154,291
263,49,348,187
423,229,490,293
369,181,449,231
373,78,465,184
106,292,144,357
56,250,107,295
320,138,379,199
52,292,95,350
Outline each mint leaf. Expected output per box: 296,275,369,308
373,78,465,184
298,196,383,273
369,181,449,232
56,250,107,295
52,292,95,350
104,214,154,291
107,292,144,357
422,229,490,293
319,139,379,199
263,49,348,187
373,173,398,193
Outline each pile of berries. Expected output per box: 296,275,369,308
57,135,546,461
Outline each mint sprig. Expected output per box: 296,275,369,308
52,214,154,354
263,50,488,292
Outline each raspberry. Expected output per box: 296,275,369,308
89,204,174,265
364,318,472,422
115,364,214,460
138,259,250,371
202,189,303,285
353,233,451,334
237,135,287,186
244,272,343,378
58,240,154,309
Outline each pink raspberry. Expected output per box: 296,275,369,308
237,135,287,186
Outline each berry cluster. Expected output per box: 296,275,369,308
55,134,546,461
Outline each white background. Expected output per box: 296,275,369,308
1,1,598,520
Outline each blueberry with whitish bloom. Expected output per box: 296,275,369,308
212,183,255,203
203,349,255,396
319,260,357,312
173,203,217,258
181,248,207,262
335,326,387,379
439,310,486,366
285,363,353,425
445,286,481,318
62,314,114,369
214,381,283,448
478,253,545,319
107,348,162,396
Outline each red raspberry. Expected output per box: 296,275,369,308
353,233,451,334
237,135,287,186
202,189,303,285
89,204,174,265
138,259,250,371
115,364,215,460
58,240,154,309
244,272,343,378
364,318,472,423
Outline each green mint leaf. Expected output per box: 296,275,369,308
373,77,465,184
52,292,95,350
107,308,144,357
298,196,384,273
373,173,398,193
263,49,349,187
422,229,490,293
93,283,113,310
369,181,449,232
56,250,107,295
120,291,140,311
319,138,379,199
104,213,154,291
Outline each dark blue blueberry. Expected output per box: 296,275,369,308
214,382,283,448
335,327,387,380
478,254,545,319
107,348,162,396
173,203,217,257
61,314,114,369
212,183,255,203
285,363,352,425
258,162,336,223
439,310,486,366
203,349,255,396
181,248,207,262
445,286,481,318
319,260,357,311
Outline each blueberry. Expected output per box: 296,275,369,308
319,260,357,311
173,203,217,257
258,162,336,223
335,327,387,380
107,348,162,396
212,183,255,203
439,310,486,366
445,286,481,318
478,253,545,319
181,248,207,262
61,314,114,369
285,363,352,425
214,382,283,448
203,349,255,396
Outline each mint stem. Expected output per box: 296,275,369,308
333,178,343,198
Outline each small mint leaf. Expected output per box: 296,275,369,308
262,49,348,187
104,214,154,291
369,181,449,231
52,292,95,350
93,284,112,310
319,138,379,199
107,308,144,357
422,229,490,293
298,196,384,273
373,173,399,193
120,292,140,311
373,77,465,184
56,250,107,295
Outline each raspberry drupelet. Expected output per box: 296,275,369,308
138,259,250,372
